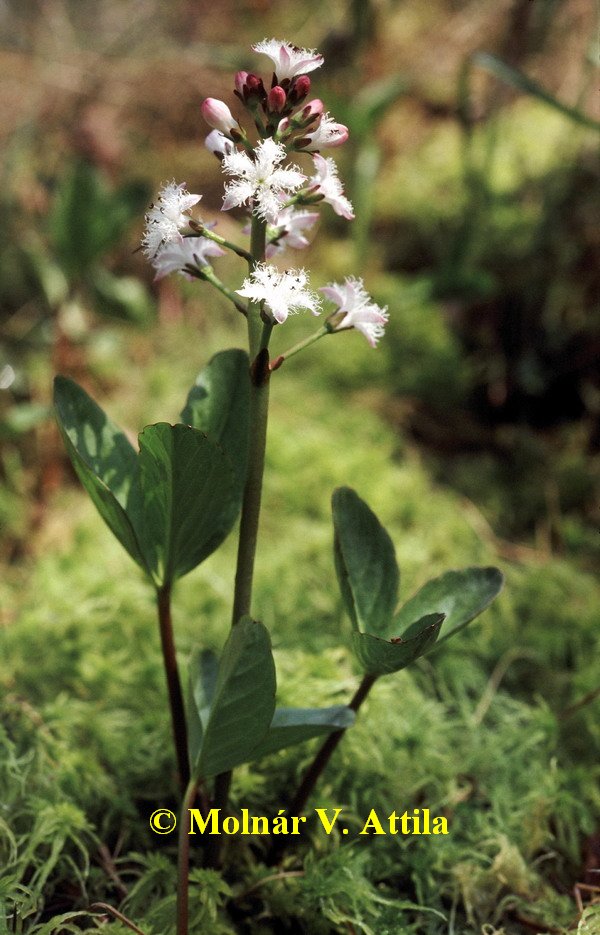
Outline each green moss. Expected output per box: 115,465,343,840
1,320,598,933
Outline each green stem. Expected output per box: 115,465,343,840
246,217,267,356
270,325,329,370
90,904,148,935
231,353,270,625
205,770,231,869
289,673,377,813
203,266,249,316
186,226,253,264
267,674,378,865
232,215,269,623
156,585,189,793
207,214,270,870
176,779,198,935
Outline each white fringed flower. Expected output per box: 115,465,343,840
222,138,306,223
237,264,321,324
243,207,319,256
266,207,320,256
308,155,354,220
252,39,323,80
142,182,201,259
151,237,225,281
321,277,389,347
300,113,349,151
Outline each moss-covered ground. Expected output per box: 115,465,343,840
1,313,599,934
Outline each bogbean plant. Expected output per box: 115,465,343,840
54,39,503,934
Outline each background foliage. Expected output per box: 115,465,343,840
1,0,598,932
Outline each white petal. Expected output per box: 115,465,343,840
252,38,324,80
222,179,254,211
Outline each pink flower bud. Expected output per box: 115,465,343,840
234,71,248,95
233,72,266,107
302,99,324,121
201,98,239,135
300,114,349,151
292,75,311,102
246,73,264,94
328,125,348,147
267,86,287,113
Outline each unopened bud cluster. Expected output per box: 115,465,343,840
202,40,347,153
142,39,388,346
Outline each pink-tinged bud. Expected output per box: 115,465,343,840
233,72,266,106
302,99,324,120
267,85,287,113
234,71,248,95
201,98,239,135
292,75,311,102
300,114,350,151
329,125,348,147
246,73,264,93
238,73,266,106
277,117,291,135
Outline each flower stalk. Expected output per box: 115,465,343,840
209,214,271,868
247,217,268,354
184,264,248,316
270,324,330,370
186,223,253,264
231,347,271,626
231,213,270,627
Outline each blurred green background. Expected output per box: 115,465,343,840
1,1,599,933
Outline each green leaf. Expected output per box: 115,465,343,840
472,52,600,132
249,706,356,760
49,162,112,278
54,376,138,505
136,423,236,586
394,567,504,644
89,267,153,324
332,487,399,636
53,376,145,568
352,613,444,676
187,649,219,772
49,163,150,281
55,380,241,585
193,618,276,780
24,246,69,308
181,349,250,504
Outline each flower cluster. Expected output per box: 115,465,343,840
221,138,305,223
142,39,387,348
